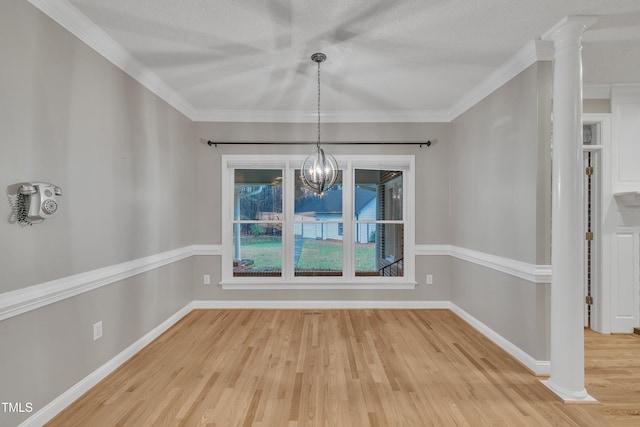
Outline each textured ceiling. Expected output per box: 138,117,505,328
55,0,640,121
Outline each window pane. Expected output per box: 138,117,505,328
234,169,283,220
295,170,343,215
233,223,282,277
294,170,343,277
355,223,404,277
294,232,343,276
583,123,599,145
354,169,403,221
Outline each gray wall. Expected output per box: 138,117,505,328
193,122,452,301
0,259,193,427
0,1,196,294
584,98,611,114
0,1,195,424
450,63,552,264
448,62,552,359
0,0,557,423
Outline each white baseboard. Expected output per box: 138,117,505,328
19,303,194,427
449,302,550,376
195,300,550,376
19,300,549,426
7,242,550,425
192,300,450,309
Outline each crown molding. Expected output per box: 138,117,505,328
190,109,450,123
29,0,556,124
611,83,640,100
28,0,197,120
541,15,598,41
446,39,554,121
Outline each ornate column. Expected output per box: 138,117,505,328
542,16,597,402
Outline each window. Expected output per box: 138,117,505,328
232,169,283,277
294,170,343,277
221,155,415,289
354,169,404,277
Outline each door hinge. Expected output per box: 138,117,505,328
586,231,594,241
585,166,594,176
586,295,593,305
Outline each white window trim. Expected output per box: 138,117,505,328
221,154,416,289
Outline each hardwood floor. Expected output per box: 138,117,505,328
47,310,640,426
584,330,640,426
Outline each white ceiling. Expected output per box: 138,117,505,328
33,0,640,122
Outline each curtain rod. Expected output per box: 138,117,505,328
206,140,432,148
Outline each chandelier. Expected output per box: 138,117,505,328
300,52,338,196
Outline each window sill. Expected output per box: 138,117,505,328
220,281,417,290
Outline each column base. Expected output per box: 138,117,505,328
541,379,598,403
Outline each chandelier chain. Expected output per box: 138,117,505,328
301,52,337,196
317,58,321,149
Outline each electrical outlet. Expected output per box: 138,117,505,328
93,321,103,341
426,274,433,285
203,274,211,285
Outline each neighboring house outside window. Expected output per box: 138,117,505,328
221,155,415,289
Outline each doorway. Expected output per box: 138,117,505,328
583,142,600,329
582,114,611,334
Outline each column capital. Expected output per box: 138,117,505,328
542,16,597,46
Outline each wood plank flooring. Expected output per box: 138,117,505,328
47,310,640,426
584,330,640,426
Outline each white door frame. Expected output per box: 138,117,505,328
583,113,612,334
583,146,600,329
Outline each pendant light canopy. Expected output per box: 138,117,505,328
300,52,338,196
